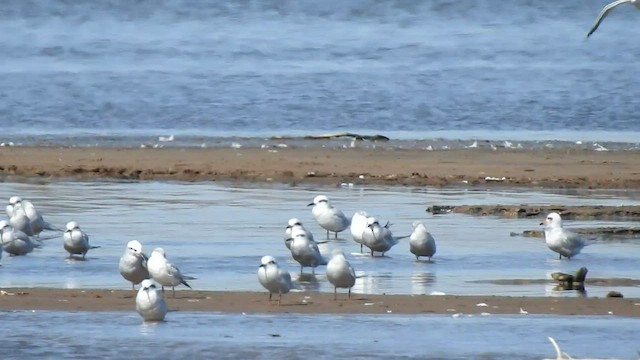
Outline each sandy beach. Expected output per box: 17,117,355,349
0,146,639,188
1,288,638,317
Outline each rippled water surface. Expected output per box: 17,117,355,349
0,0,639,146
2,311,638,360
1,181,639,298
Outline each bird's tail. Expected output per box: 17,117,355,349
35,234,61,241
181,280,192,289
43,222,64,232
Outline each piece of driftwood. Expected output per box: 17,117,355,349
272,132,390,141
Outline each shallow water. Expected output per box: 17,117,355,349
1,181,639,298
1,311,638,359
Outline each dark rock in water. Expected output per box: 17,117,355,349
512,227,640,240
550,267,588,295
606,291,624,298
551,272,575,284
427,205,640,219
426,205,455,215
574,267,588,283
293,132,390,141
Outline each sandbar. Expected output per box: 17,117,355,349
0,288,638,317
0,147,639,188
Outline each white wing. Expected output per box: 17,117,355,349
587,0,634,37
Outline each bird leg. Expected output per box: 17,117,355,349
348,288,351,299
334,287,337,301
278,292,282,305
326,230,330,239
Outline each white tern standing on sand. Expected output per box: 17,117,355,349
147,248,193,296
326,249,356,300
257,255,293,305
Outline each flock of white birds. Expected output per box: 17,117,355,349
0,193,587,324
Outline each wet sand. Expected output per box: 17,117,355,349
1,288,638,317
1,146,639,188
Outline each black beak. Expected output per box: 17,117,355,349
307,202,314,206
259,264,265,269
539,221,544,225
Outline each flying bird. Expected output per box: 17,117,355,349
586,0,640,38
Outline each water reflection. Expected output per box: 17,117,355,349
294,273,320,292
410,272,437,294
552,283,587,297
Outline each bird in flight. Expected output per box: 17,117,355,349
586,0,640,38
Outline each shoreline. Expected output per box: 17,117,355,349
1,146,639,188
1,288,638,317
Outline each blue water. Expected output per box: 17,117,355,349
1,0,639,146
2,311,638,359
1,181,639,298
